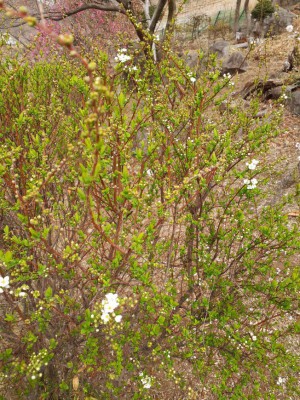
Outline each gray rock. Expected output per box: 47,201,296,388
288,88,300,115
279,171,297,189
251,7,297,38
283,60,292,72
232,42,249,49
265,86,284,100
240,78,284,99
219,98,248,113
255,109,268,118
208,40,229,58
263,7,297,36
221,52,248,75
287,46,300,70
185,50,199,69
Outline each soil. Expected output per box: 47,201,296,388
177,17,300,213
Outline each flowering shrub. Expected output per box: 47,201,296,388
0,4,299,399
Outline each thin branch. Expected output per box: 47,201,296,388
2,2,126,28
149,0,167,33
164,0,176,37
43,3,126,21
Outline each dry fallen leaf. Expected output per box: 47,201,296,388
288,212,300,217
72,376,79,391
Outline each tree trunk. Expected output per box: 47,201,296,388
244,0,251,35
234,0,242,33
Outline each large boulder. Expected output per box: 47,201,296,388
184,50,199,69
251,7,297,37
208,40,229,58
288,88,300,115
221,52,248,75
264,7,297,35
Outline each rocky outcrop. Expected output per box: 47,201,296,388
208,40,229,58
288,88,300,115
240,75,300,115
251,7,297,37
221,52,248,74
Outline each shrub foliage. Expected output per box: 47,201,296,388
251,0,275,20
0,37,299,399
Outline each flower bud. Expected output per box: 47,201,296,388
24,16,37,27
18,6,28,15
57,34,74,47
88,62,97,71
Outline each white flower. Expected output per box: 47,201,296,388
18,292,27,297
104,292,119,308
101,312,110,324
140,373,152,389
286,25,293,33
115,315,122,323
244,178,258,190
115,52,131,63
103,302,117,313
296,142,300,150
276,376,286,385
101,293,119,316
190,76,196,83
251,178,258,186
223,73,232,79
0,275,10,293
246,159,259,170
31,375,36,380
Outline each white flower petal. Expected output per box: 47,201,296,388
115,315,122,323
101,313,110,323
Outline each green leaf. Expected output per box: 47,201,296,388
5,314,16,322
118,92,126,108
4,250,12,263
77,188,86,201
44,286,53,300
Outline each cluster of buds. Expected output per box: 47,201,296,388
28,349,49,381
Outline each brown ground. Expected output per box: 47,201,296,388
180,17,300,213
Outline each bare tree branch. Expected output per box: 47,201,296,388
43,3,126,20
164,0,176,38
149,0,167,33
